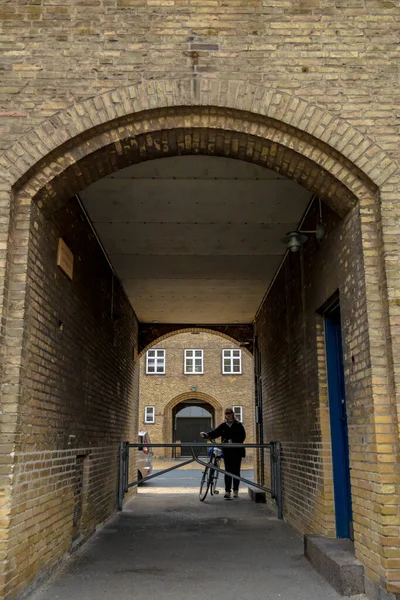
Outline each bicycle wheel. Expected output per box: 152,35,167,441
210,458,220,495
199,465,211,501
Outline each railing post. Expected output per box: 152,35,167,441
118,441,128,511
270,441,276,500
125,442,129,493
275,441,283,519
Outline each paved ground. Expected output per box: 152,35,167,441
151,457,255,471
140,467,254,493
28,470,367,600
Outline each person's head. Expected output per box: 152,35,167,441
224,408,235,422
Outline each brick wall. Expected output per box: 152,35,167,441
139,331,255,459
2,196,139,599
0,1,399,168
255,200,389,571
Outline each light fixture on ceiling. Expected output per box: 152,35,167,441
281,197,325,253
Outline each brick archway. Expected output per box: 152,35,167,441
0,80,398,596
8,107,380,217
0,79,396,193
163,391,223,458
2,96,395,523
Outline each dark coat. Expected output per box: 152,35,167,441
206,419,246,458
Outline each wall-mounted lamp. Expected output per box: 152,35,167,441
281,198,325,253
281,230,309,253
191,385,197,392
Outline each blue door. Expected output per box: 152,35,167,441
324,302,353,539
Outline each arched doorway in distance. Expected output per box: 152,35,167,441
173,399,214,457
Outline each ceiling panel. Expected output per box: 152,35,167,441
81,179,310,224
110,254,281,280
123,279,267,324
95,222,299,256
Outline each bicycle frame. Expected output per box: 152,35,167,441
199,442,222,501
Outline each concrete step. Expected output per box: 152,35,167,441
304,535,365,596
248,485,266,503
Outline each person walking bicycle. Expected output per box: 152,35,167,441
200,408,246,499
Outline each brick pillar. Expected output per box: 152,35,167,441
0,185,31,597
364,181,400,599
355,188,400,598
0,183,13,595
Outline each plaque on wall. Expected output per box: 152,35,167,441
57,238,74,280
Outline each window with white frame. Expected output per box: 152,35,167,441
233,406,243,422
184,349,204,374
222,349,242,374
144,406,155,423
146,349,166,374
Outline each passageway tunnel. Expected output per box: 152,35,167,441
3,102,388,599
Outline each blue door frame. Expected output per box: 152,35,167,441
324,302,353,539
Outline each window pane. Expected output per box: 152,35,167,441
145,407,154,422
185,360,193,372
186,350,193,358
234,407,242,421
233,350,240,357
156,350,164,357
195,350,202,357
148,350,155,357
147,365,155,373
156,366,164,373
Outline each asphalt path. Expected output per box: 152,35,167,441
143,468,254,490
28,489,360,600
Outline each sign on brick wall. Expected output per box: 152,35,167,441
57,238,74,280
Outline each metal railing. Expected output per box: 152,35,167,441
118,441,282,519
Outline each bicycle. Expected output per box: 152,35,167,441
199,437,223,501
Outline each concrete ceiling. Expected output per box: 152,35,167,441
80,156,312,324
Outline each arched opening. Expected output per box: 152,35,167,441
1,84,397,597
173,401,213,457
162,391,224,459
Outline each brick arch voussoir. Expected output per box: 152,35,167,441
20,121,367,220
165,391,223,416
2,79,398,195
